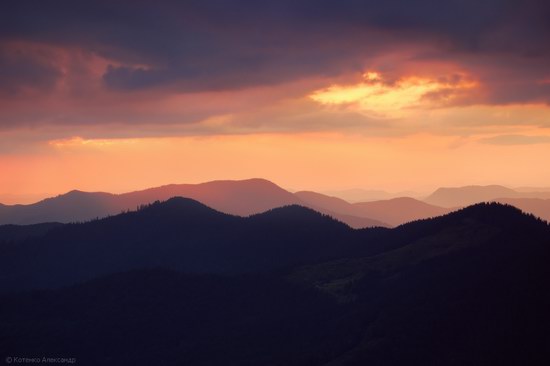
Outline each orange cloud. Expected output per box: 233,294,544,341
309,71,478,117
48,136,138,149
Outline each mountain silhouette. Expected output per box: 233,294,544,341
0,179,384,228
424,184,550,207
494,197,550,222
0,190,119,224
289,205,550,365
3,181,550,229
322,188,395,202
0,179,298,224
515,186,550,193
295,191,389,227
125,178,299,216
353,197,450,226
322,188,421,202
296,191,363,215
0,198,380,292
296,191,448,226
1,199,546,294
1,202,548,365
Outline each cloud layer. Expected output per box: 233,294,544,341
1,0,549,138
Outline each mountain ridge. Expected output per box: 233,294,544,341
1,198,546,294
424,184,550,207
0,179,386,228
1,200,549,365
0,198,361,292
3,180,550,228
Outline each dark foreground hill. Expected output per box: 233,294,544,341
1,201,549,365
0,222,62,242
0,198,384,292
0,270,351,366
289,204,550,365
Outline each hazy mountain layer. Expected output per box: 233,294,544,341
2,180,550,231
424,184,550,207
0,179,385,228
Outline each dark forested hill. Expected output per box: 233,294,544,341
0,198,379,292
288,203,550,365
1,201,549,365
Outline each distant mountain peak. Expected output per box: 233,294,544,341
53,189,87,198
66,189,85,194
433,184,514,192
249,204,351,228
0,178,297,225
425,185,520,208
250,204,328,218
127,197,238,222
142,196,219,212
229,177,278,185
200,177,284,188
458,201,520,214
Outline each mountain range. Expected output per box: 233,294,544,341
424,184,550,207
0,179,445,228
0,179,386,228
322,188,422,202
4,179,549,228
0,198,372,292
1,198,549,365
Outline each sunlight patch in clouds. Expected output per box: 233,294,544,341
309,71,477,117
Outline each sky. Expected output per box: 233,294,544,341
1,0,550,203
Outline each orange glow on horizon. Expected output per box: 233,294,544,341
1,131,550,204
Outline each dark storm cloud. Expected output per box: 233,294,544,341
1,0,549,100
0,46,61,95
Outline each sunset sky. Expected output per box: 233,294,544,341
1,0,550,203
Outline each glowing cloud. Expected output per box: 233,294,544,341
309,72,478,117
48,136,138,149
